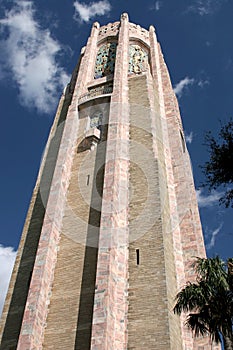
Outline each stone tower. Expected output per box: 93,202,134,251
0,14,219,350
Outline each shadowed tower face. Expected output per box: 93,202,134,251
0,14,220,350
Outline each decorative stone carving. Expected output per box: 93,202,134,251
90,111,103,130
98,22,120,37
149,25,155,33
78,83,113,104
94,43,117,79
78,128,101,152
129,45,148,74
93,22,100,29
121,12,129,21
129,23,149,40
89,83,113,97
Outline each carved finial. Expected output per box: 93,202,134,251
121,13,129,21
149,25,155,32
91,22,100,36
149,25,158,41
93,22,100,29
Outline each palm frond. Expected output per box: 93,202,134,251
174,283,206,314
174,256,233,346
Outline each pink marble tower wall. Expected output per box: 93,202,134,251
89,14,216,350
125,21,185,350
0,91,68,350
15,22,103,349
154,34,220,350
0,20,102,350
91,13,130,350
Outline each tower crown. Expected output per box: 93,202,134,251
97,15,151,46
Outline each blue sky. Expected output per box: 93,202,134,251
0,0,232,313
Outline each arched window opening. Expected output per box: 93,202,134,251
94,42,117,79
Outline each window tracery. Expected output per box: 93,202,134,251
94,43,117,79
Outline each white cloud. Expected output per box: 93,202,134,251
73,0,111,23
197,79,210,88
187,0,224,16
155,1,161,11
150,1,162,11
185,131,193,144
0,245,17,316
196,189,223,208
173,77,195,98
149,1,162,11
174,76,209,98
0,1,69,114
206,223,223,249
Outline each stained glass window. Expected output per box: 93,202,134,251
94,43,117,79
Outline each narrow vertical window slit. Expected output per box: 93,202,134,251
136,249,140,265
180,131,186,153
